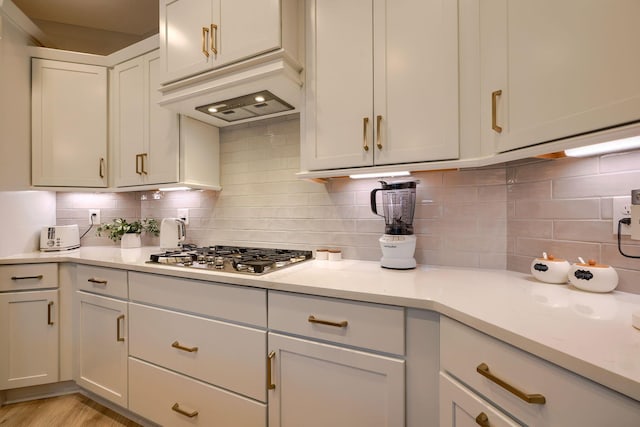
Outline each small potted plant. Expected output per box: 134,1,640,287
97,218,159,248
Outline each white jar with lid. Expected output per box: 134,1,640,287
568,259,618,293
530,254,570,284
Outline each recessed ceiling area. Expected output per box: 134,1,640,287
12,0,158,55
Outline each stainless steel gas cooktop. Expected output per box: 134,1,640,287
147,244,313,275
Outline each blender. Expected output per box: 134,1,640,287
370,180,419,269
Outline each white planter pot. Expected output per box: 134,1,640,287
121,233,141,249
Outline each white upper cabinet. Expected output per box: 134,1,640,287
481,0,640,153
301,0,459,171
111,50,221,190
160,0,283,84
31,59,108,187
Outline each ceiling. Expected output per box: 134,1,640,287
12,0,158,55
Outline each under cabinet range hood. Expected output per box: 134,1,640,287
157,52,303,128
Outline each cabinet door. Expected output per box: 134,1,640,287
0,290,59,389
440,372,520,427
373,0,459,165
32,59,107,187
160,0,217,84
219,0,281,65
268,333,404,427
482,0,640,152
76,291,128,407
112,56,146,187
302,0,374,170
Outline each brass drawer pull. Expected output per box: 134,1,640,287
476,363,546,404
376,115,383,149
135,154,142,175
116,314,125,342
11,275,43,281
267,351,276,390
47,301,54,325
210,23,218,54
172,403,198,418
362,117,370,151
140,153,148,175
475,412,490,427
308,315,348,328
99,157,105,178
88,278,108,285
171,341,198,353
491,90,503,133
201,27,210,58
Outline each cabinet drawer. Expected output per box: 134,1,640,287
268,291,404,355
129,357,266,427
440,316,640,427
0,264,58,291
129,272,266,327
76,265,127,299
129,303,266,402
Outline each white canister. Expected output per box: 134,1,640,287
568,259,618,293
530,255,570,284
315,249,329,260
328,249,342,261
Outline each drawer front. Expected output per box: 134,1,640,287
440,316,640,426
129,271,266,327
76,265,127,299
129,303,266,402
268,291,404,355
129,357,266,427
0,264,58,291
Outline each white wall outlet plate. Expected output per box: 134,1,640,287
177,208,189,225
89,209,101,225
612,196,631,235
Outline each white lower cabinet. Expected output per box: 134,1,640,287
267,291,405,427
76,291,128,407
440,316,640,427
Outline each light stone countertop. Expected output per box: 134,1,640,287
2,246,640,402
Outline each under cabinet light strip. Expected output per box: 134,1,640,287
564,136,640,157
349,171,411,180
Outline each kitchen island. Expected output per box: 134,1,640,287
1,246,639,426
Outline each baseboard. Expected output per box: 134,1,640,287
0,381,79,406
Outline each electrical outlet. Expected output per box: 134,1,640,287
89,209,101,225
612,197,631,235
177,208,189,225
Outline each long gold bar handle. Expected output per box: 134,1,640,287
99,158,105,178
308,315,348,328
267,351,276,390
376,115,383,149
116,314,125,342
171,341,198,353
141,153,148,175
88,278,108,285
11,275,43,280
491,90,503,133
47,301,54,325
202,27,210,58
172,403,199,418
362,117,370,151
476,363,546,404
210,24,218,55
135,154,141,175
475,412,490,427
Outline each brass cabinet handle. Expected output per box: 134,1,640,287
308,315,348,328
11,275,43,281
88,277,108,285
135,154,141,175
141,153,148,175
116,314,125,342
267,351,276,390
475,412,490,427
491,90,503,133
47,301,54,325
376,115,383,149
172,403,198,418
210,23,218,55
201,27,210,57
171,341,198,353
476,363,545,404
362,117,370,151
99,158,105,178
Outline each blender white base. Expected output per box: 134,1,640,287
379,234,417,270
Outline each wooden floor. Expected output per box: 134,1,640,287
0,393,141,427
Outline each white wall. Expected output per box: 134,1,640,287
0,191,56,256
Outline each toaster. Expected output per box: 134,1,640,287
40,225,80,251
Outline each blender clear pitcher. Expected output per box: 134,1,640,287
370,180,418,235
